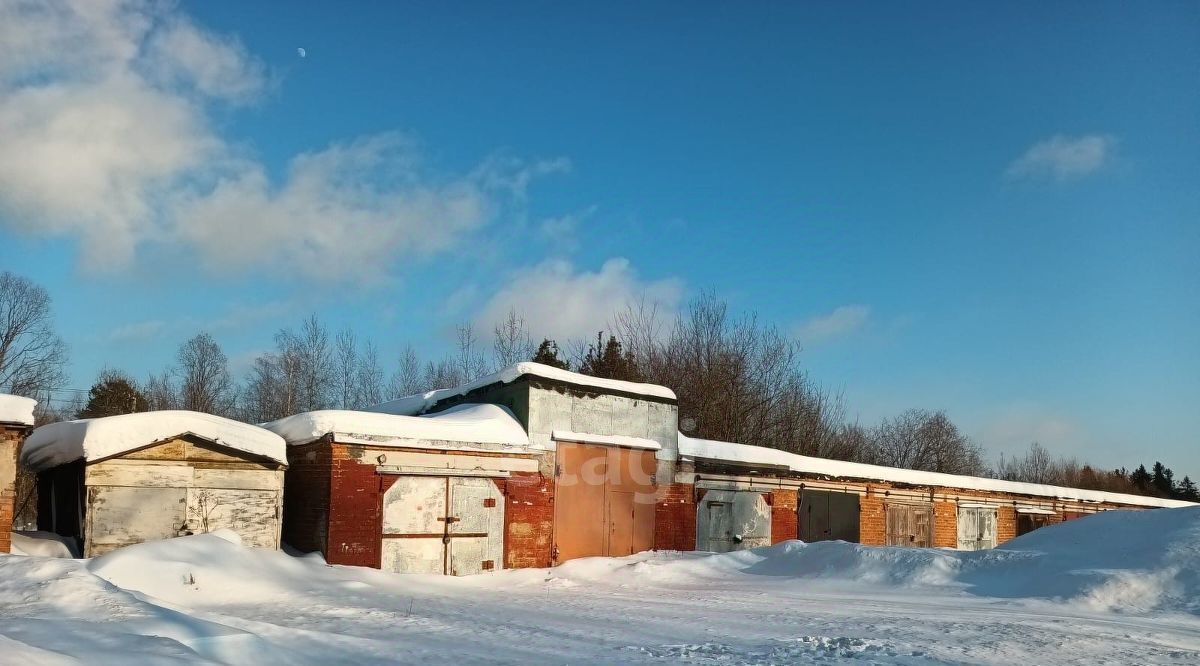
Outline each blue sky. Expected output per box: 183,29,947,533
1,1,1196,476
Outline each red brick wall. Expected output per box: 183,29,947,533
0,426,26,554
769,489,798,544
654,482,697,551
283,440,332,556
996,506,1017,544
932,502,957,548
325,444,387,568
501,471,555,569
859,490,886,545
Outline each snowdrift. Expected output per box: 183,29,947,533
542,506,1200,615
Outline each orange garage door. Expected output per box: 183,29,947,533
552,442,656,564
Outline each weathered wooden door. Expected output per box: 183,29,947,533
85,486,186,557
186,488,281,549
885,503,932,547
799,489,861,543
381,475,503,575
956,506,997,550
552,442,657,564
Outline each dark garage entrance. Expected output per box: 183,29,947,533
799,489,860,543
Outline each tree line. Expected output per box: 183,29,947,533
1,270,1195,501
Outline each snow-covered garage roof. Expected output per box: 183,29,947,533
368,361,676,416
21,411,288,471
0,394,36,427
263,403,531,450
679,434,1195,510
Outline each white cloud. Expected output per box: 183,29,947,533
538,205,597,252
174,134,488,281
795,305,870,345
0,1,556,282
106,319,166,343
1006,134,1115,181
476,258,683,342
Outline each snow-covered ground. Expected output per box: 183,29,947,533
2,508,1199,665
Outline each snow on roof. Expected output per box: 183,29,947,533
21,411,288,471
551,430,662,451
368,361,676,416
679,433,1196,510
262,403,531,449
0,394,36,426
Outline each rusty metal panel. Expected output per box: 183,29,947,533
85,486,186,557
886,503,932,547
956,506,997,551
696,489,771,552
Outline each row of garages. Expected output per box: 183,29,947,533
692,485,1063,554
1,364,1193,568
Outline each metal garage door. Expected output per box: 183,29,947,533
696,489,771,552
886,503,932,548
799,489,860,543
956,506,997,550
380,475,504,575
552,442,656,564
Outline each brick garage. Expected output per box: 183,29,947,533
679,435,1194,555
0,395,34,554
267,404,543,574
0,395,35,553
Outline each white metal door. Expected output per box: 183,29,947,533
704,501,734,553
381,475,504,575
956,506,997,550
447,477,504,575
381,476,447,574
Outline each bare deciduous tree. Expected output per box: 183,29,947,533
177,332,236,416
387,345,424,399
0,271,68,397
618,291,845,456
871,409,984,476
993,442,1083,486
144,371,178,410
454,322,488,382
354,340,384,407
334,327,358,409
492,308,533,369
